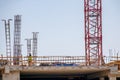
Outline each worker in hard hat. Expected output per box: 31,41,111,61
28,53,32,66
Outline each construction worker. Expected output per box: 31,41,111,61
28,53,32,66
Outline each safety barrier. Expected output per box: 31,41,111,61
0,56,117,66
0,56,86,66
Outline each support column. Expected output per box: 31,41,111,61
2,71,20,80
100,77,104,80
109,76,116,80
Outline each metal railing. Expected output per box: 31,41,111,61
0,56,86,66
0,56,116,66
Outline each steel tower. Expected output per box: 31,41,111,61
2,19,12,65
32,32,39,64
25,39,32,56
13,15,22,65
84,0,103,65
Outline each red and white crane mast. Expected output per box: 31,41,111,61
84,0,103,65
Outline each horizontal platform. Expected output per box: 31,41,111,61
1,65,108,78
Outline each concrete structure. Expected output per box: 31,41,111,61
0,56,120,80
2,71,20,80
0,65,119,80
0,65,114,80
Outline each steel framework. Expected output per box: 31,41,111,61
13,15,22,65
84,0,104,65
2,19,12,64
32,32,39,64
25,39,32,56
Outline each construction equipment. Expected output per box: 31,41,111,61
25,39,32,56
32,32,39,65
13,15,22,65
2,19,12,65
84,0,104,65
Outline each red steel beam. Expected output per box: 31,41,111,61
84,0,104,65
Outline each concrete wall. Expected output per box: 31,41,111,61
2,71,20,80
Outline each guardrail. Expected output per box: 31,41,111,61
0,56,117,66
0,56,86,66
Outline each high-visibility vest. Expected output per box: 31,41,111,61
28,56,32,61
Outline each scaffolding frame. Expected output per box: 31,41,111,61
32,32,39,64
25,39,32,56
13,15,22,65
2,19,12,65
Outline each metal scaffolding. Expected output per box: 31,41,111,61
13,15,22,65
2,19,12,65
32,32,39,64
25,39,32,56
84,0,104,65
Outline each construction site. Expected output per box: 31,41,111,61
0,0,120,80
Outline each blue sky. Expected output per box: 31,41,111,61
0,0,120,57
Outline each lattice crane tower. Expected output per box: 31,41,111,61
84,0,104,65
